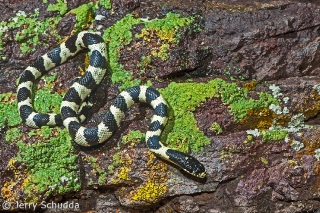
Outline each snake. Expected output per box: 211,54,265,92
16,31,206,178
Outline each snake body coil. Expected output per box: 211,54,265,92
17,31,206,178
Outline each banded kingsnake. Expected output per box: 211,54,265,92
16,31,206,178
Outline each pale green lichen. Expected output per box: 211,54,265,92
282,107,289,114
291,140,305,152
313,84,320,94
314,149,320,161
269,103,282,115
244,84,307,152
283,97,290,104
269,84,283,99
246,127,288,142
286,113,306,133
246,129,260,137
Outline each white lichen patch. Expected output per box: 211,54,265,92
269,103,282,115
16,10,27,17
246,129,260,137
291,140,304,151
314,149,320,161
283,97,290,104
269,84,283,99
95,14,106,21
284,137,290,143
286,113,306,133
313,84,320,94
282,107,289,114
60,175,69,183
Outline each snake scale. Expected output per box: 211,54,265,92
17,31,206,178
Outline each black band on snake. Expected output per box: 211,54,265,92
16,31,206,178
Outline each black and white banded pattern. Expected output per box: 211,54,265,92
17,31,107,128
17,31,206,178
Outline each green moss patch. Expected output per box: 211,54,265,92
103,14,142,90
261,128,288,141
211,122,223,134
160,81,218,152
0,93,22,128
5,127,22,143
103,13,194,90
99,0,112,10
70,3,95,31
122,130,145,145
47,0,68,15
160,78,278,153
69,0,112,31
86,156,108,185
15,126,80,202
33,72,64,114
138,12,194,61
0,9,61,56
219,79,277,121
0,73,62,129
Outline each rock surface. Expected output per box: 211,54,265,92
1,0,320,212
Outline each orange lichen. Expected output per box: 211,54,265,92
298,89,320,119
239,108,275,129
242,80,257,91
304,103,320,118
301,138,320,156
1,181,16,201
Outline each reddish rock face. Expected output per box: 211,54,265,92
2,0,320,212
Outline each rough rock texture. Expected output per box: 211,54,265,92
1,0,320,212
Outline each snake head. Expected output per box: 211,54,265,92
166,149,207,178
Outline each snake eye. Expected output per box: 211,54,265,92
166,149,206,178
182,155,207,178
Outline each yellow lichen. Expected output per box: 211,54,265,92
1,159,28,202
8,158,15,167
151,43,170,61
155,29,176,43
130,152,168,204
111,152,132,184
138,28,176,44
22,178,31,189
131,180,167,204
136,14,188,62
117,167,131,181
1,181,16,201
